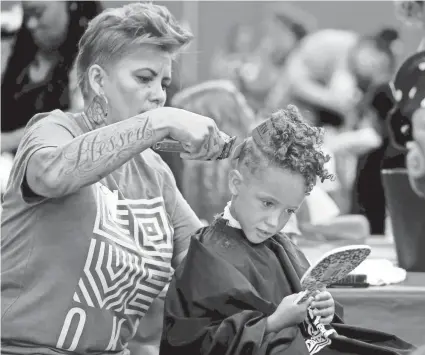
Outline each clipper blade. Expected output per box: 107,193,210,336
153,132,237,160
217,134,237,160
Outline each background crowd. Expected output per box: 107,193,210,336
1,1,425,353
3,0,421,236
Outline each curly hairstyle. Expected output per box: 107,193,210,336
76,2,193,98
237,105,334,194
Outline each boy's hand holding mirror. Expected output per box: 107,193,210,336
266,293,313,334
311,290,335,325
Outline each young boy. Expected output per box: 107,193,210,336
160,106,415,355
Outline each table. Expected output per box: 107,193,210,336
330,272,425,347
299,237,425,346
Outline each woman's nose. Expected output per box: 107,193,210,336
150,82,167,107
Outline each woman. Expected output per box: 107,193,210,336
1,1,102,154
266,28,399,213
392,0,425,197
265,27,399,126
1,3,227,354
351,83,396,233
210,23,255,84
237,4,314,114
173,80,256,223
353,1,425,232
211,5,312,115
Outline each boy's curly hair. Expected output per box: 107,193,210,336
237,105,334,194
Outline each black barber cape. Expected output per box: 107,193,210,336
160,218,415,355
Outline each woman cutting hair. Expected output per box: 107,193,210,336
1,3,227,354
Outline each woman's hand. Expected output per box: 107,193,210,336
310,290,335,325
158,107,226,161
266,293,313,334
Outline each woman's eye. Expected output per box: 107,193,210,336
137,76,152,84
287,209,296,215
162,82,170,90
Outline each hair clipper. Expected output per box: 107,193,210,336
153,132,238,160
153,117,274,159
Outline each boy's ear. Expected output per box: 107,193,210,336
229,169,244,196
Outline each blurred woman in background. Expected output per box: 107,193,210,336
1,1,102,155
1,1,101,200
267,27,400,214
353,0,425,233
266,27,399,128
238,4,315,114
211,4,314,115
173,80,257,224
210,23,255,85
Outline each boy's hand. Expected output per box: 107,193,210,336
266,293,313,334
311,290,335,325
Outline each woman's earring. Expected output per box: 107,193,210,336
90,94,109,125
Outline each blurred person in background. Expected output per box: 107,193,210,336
267,27,399,213
351,83,396,234
399,60,425,198
172,80,256,224
352,0,425,233
385,50,425,198
392,0,425,198
266,27,399,128
1,1,102,154
236,4,315,114
211,4,314,114
394,0,425,49
210,23,255,84
1,1,102,200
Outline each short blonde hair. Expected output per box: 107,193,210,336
76,2,193,97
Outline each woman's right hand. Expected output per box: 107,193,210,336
266,293,313,334
157,107,226,160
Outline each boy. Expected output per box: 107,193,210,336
160,106,414,355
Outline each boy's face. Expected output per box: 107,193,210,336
229,165,306,244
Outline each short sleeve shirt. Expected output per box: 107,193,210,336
1,110,201,354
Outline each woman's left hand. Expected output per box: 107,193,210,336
310,290,335,325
